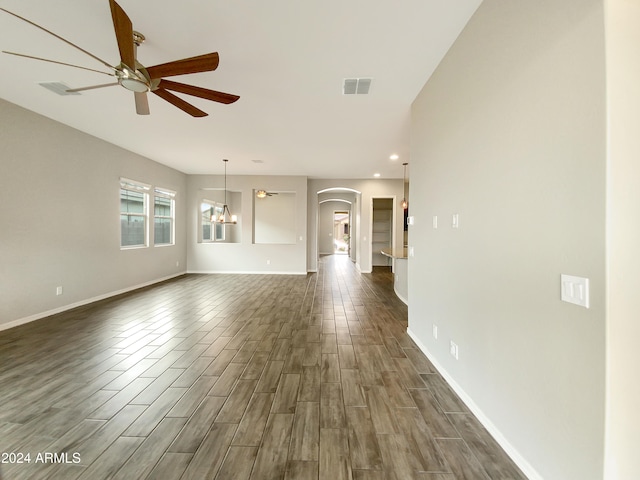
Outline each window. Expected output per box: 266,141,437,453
120,179,149,248
201,201,225,242
154,188,175,246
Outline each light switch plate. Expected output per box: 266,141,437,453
449,341,459,360
561,274,590,308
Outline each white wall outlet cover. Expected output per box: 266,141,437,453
432,216,438,228
432,324,438,339
407,216,415,225
452,213,459,228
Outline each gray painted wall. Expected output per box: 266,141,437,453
408,1,606,479
0,99,187,328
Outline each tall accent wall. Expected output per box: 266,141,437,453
408,1,606,479
0,99,187,329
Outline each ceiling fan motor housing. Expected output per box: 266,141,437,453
118,64,150,92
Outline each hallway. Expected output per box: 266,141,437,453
0,255,525,479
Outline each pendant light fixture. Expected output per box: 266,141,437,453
216,159,237,224
401,162,409,210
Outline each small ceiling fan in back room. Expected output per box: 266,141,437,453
0,0,240,117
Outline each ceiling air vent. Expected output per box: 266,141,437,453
39,82,80,96
343,78,372,95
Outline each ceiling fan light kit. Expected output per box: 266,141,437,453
118,65,151,93
256,190,278,198
0,0,239,117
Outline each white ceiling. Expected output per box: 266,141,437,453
0,0,481,178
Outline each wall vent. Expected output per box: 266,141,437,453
343,78,372,95
39,82,80,96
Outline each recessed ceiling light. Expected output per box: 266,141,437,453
390,154,399,160
373,173,381,178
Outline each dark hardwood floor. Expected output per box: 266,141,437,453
0,255,526,479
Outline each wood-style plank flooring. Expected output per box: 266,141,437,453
0,255,527,479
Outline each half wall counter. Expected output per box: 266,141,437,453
380,247,407,305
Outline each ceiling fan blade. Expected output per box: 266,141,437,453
145,53,220,80
66,82,119,93
108,0,135,70
2,51,115,76
135,92,150,115
152,88,208,117
0,7,115,70
157,79,240,104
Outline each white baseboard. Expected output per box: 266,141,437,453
393,286,408,305
0,272,186,332
406,328,542,480
186,270,308,275
355,263,372,274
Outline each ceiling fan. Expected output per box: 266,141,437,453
256,190,278,198
0,0,239,117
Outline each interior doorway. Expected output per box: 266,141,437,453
333,211,350,254
371,198,394,267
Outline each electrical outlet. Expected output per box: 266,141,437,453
452,213,459,229
433,216,438,229
449,340,459,360
432,324,438,339
266,259,271,265
56,286,63,296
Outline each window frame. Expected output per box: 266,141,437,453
120,178,150,249
153,187,176,247
201,200,226,243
